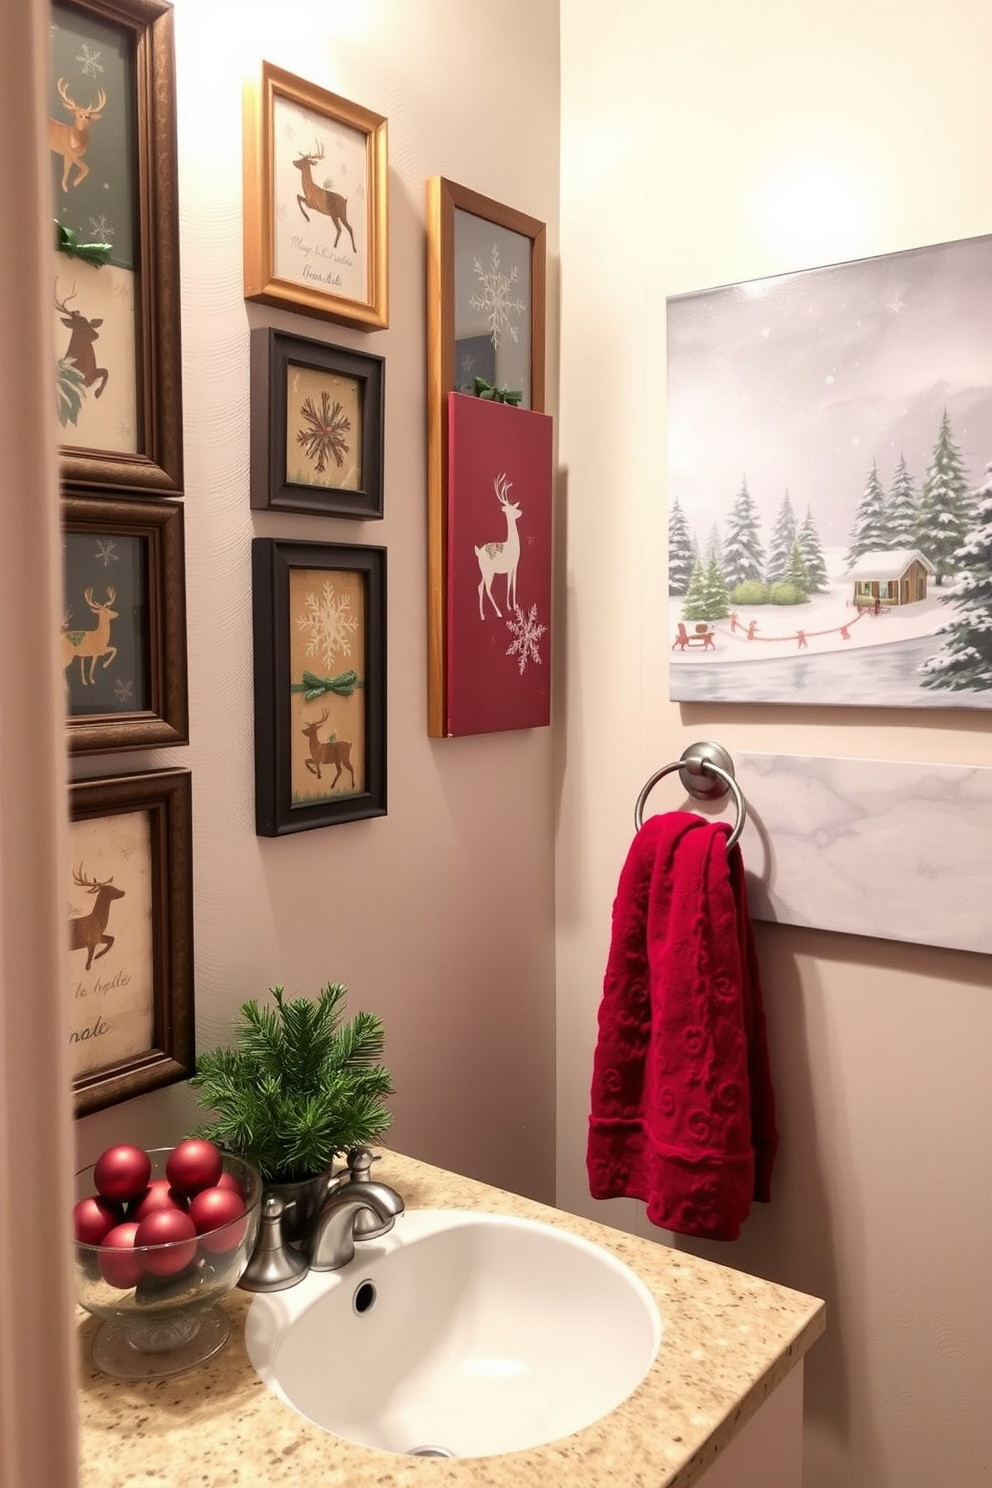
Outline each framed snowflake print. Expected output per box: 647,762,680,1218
251,539,386,835
51,0,183,495
249,328,384,519
69,767,193,1117
444,395,553,736
62,493,188,755
243,62,389,332
425,176,546,735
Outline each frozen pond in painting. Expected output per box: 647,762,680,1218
671,635,992,709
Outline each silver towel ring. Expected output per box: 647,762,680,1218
633,741,746,850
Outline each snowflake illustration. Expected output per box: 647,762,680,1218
116,421,132,440
75,43,103,77
283,121,296,142
87,214,114,239
469,244,525,349
93,538,119,567
460,352,476,381
505,603,547,674
297,581,359,668
114,677,135,706
297,393,350,474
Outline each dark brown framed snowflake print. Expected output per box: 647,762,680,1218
249,329,385,520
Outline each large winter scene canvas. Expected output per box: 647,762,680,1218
666,233,992,708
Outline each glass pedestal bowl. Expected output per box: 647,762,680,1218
74,1148,262,1381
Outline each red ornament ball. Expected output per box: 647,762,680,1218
128,1179,190,1222
98,1222,143,1289
134,1208,198,1275
73,1195,124,1246
214,1171,244,1199
189,1186,248,1253
165,1139,223,1196
93,1144,152,1203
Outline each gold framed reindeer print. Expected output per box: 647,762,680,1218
243,62,389,332
51,0,184,495
243,64,386,331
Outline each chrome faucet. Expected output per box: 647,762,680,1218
304,1186,404,1271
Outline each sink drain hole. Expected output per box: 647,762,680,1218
352,1280,377,1315
408,1446,457,1458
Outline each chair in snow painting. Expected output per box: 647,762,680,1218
666,232,992,708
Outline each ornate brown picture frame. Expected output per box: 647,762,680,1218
426,177,547,736
51,0,184,495
69,768,194,1116
243,62,389,332
62,493,188,755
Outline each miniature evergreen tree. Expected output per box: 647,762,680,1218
190,983,394,1182
915,410,974,584
797,506,829,592
921,460,992,693
765,491,798,585
668,496,695,596
722,476,765,590
781,538,812,599
845,460,889,567
887,452,919,548
681,557,709,621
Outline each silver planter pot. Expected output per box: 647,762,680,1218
262,1167,339,1246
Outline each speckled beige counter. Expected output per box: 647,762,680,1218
76,1150,824,1488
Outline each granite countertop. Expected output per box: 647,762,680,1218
76,1150,825,1488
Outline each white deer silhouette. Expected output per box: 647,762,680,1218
475,473,521,619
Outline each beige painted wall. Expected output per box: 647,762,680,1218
71,0,560,1206
558,4,992,1487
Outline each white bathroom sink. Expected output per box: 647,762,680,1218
244,1207,662,1459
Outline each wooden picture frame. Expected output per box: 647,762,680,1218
69,768,194,1116
252,539,387,835
62,493,188,754
250,328,385,519
51,0,184,495
243,62,389,332
426,177,546,736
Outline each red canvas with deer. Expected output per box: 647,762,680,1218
446,393,553,736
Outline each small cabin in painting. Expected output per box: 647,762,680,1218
845,549,935,609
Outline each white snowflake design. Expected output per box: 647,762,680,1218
505,603,547,674
297,581,359,669
88,214,114,240
469,244,525,349
115,421,132,441
114,677,135,706
75,43,103,77
93,539,119,567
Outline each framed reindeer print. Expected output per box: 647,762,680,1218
62,494,188,755
69,768,194,1116
249,328,385,519
51,0,183,495
243,62,389,332
425,177,546,735
251,538,386,835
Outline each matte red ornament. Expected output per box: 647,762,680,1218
73,1194,124,1245
93,1144,152,1203
134,1208,198,1274
128,1178,190,1222
165,1139,223,1196
214,1171,244,1199
189,1186,248,1253
98,1222,143,1289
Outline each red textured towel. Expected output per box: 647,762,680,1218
586,811,778,1241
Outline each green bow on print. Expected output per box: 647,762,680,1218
472,376,523,407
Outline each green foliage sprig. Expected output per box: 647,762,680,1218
190,983,394,1183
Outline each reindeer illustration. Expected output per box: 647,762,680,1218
63,587,117,686
69,864,125,971
49,78,106,191
475,473,521,619
301,710,355,789
56,281,109,400
292,142,357,251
